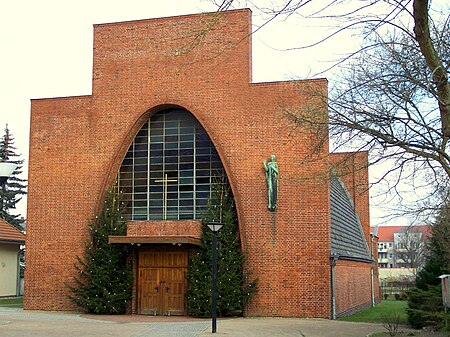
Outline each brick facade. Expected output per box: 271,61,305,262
25,9,375,317
126,220,202,238
334,260,373,316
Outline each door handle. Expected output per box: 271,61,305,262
166,287,169,293
155,286,159,293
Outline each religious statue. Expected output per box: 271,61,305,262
263,155,278,211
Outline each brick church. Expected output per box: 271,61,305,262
25,9,379,318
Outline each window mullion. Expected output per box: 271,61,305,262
132,139,135,220
177,121,181,220
147,119,151,220
193,126,197,219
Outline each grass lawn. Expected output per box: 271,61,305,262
0,297,23,308
338,300,408,325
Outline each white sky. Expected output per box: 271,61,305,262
0,0,428,226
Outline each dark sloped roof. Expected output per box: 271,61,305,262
330,174,370,261
0,218,25,244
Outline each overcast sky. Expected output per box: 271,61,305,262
1,0,431,225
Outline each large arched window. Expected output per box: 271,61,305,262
117,108,225,221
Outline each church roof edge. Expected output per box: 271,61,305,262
92,8,252,28
31,94,92,102
251,77,328,86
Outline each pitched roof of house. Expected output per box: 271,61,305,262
371,226,399,241
330,173,371,261
370,225,431,242
0,218,25,244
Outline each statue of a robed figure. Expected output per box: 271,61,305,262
263,155,278,211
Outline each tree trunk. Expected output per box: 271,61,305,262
413,0,450,139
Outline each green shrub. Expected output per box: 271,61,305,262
407,285,445,329
406,308,445,330
408,286,442,311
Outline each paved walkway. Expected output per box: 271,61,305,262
0,307,409,337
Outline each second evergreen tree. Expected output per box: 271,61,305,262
186,177,257,317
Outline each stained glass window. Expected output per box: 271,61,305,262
117,109,225,221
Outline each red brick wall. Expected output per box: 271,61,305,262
26,9,334,317
25,95,94,311
334,260,373,316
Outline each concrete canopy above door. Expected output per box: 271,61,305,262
109,235,201,246
109,219,203,246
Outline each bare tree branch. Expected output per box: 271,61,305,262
213,0,449,217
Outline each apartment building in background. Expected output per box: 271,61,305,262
371,225,431,269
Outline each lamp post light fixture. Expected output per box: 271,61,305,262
206,221,224,334
0,161,17,186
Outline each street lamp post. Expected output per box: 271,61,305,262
207,221,224,334
0,161,17,186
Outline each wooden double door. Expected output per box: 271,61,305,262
139,251,188,315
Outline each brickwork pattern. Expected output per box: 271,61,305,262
25,9,372,318
334,260,374,316
127,221,202,238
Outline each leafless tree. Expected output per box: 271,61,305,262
326,20,449,217
394,226,428,269
214,0,449,216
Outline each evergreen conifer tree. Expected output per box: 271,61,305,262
186,177,257,317
428,198,450,270
416,197,450,289
67,189,133,314
407,197,450,328
0,124,27,230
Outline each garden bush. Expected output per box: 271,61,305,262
407,285,445,329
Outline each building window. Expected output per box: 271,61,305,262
117,109,225,221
